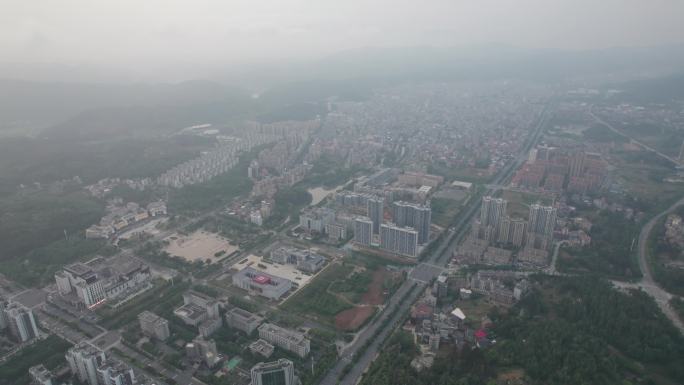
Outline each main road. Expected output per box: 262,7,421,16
620,195,684,333
589,108,681,166
318,101,553,385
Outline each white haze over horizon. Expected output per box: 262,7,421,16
2,0,684,82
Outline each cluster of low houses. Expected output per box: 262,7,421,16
406,270,529,371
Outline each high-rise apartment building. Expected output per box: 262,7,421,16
392,201,431,244
66,342,107,385
480,196,507,229
367,197,384,235
510,218,527,247
353,217,373,246
138,311,170,341
380,223,419,257
528,204,557,236
4,302,40,342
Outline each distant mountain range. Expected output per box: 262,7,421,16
2,44,683,139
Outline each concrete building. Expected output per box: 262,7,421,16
250,359,295,385
146,201,167,217
55,256,151,309
353,217,373,246
96,359,135,385
249,339,275,358
250,210,264,226
392,201,431,244
55,263,106,308
528,204,557,237
270,247,326,273
138,311,170,341
325,222,347,241
186,336,220,368
0,298,7,330
29,365,54,385
198,317,223,338
225,307,264,335
380,223,419,258
232,267,293,300
174,290,220,327
480,196,507,230
66,342,107,385
258,323,310,358
367,196,384,235
4,302,40,342
397,171,444,187
299,208,335,233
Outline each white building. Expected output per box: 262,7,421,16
66,342,107,385
4,302,40,342
353,217,373,246
380,223,419,257
138,311,170,341
258,323,310,358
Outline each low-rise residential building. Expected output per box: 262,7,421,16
29,365,54,385
249,339,275,358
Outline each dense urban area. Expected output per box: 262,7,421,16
3,46,684,385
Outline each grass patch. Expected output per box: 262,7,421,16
501,189,553,218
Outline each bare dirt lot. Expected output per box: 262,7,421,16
335,306,375,331
164,230,237,263
334,268,390,330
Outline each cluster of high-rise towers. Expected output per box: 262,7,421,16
353,196,432,258
473,195,557,250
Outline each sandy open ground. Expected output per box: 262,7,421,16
164,230,238,263
307,183,346,206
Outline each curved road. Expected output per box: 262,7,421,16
630,196,684,333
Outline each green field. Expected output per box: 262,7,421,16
281,263,354,325
501,189,553,218
431,197,464,227
0,335,71,385
612,149,684,215
328,269,374,303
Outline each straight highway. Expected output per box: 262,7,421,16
319,101,553,385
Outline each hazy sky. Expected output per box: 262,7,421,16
2,0,684,80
